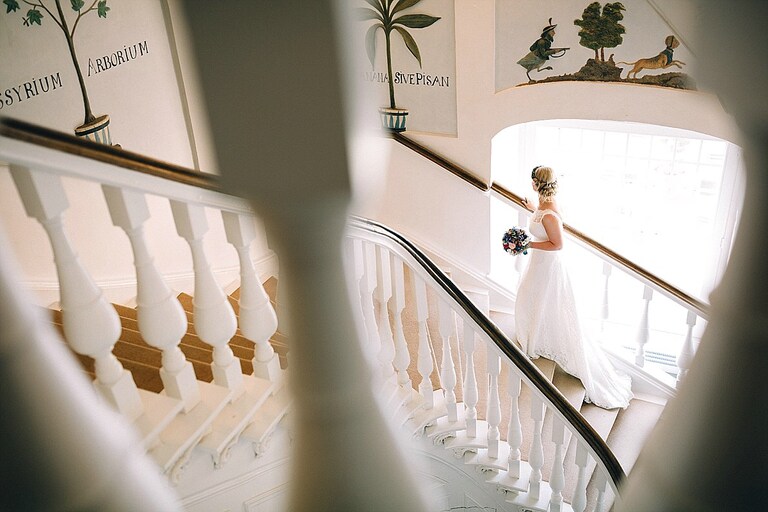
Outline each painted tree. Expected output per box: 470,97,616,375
574,2,626,62
574,2,602,61
357,0,440,109
3,0,111,128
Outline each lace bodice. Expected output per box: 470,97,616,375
529,208,561,241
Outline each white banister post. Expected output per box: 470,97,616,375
361,241,382,370
506,370,523,478
635,285,653,367
463,322,479,439
438,298,458,422
391,256,412,390
571,443,589,512
376,246,396,383
515,209,528,274
549,417,566,512
170,201,241,396
529,394,545,500
486,349,502,459
675,310,698,386
414,274,435,409
221,211,281,385
601,262,612,331
103,186,200,411
592,469,608,512
10,167,142,420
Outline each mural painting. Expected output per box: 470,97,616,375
3,0,115,143
498,0,694,91
356,0,457,135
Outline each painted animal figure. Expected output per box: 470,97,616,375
618,35,685,79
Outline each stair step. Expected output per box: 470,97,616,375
606,397,665,474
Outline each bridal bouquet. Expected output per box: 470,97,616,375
502,227,531,255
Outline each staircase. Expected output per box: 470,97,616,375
1,117,676,511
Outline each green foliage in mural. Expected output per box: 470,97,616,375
574,2,626,62
3,0,112,126
356,0,440,109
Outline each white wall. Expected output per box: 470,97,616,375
361,0,741,293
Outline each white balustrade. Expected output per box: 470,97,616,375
549,417,566,512
592,469,608,512
601,262,612,327
171,201,241,394
438,298,458,422
675,310,698,386
506,369,523,477
391,256,412,390
10,167,143,420
486,349,502,459
103,185,200,411
571,442,590,512
528,394,545,500
635,286,653,367
414,274,435,409
361,241,383,370
376,246,397,383
463,323,479,439
222,211,281,384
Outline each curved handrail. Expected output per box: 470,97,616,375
0,117,221,192
348,215,626,490
390,130,709,319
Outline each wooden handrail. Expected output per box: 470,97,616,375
0,117,221,192
391,130,709,319
390,132,489,192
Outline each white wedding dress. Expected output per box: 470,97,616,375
515,209,633,409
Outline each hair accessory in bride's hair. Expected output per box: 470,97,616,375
502,227,531,256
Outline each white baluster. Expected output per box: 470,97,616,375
514,209,529,274
438,298,458,422
10,167,142,419
529,394,545,500
222,211,281,385
635,285,653,367
171,201,241,395
376,246,396,383
601,262,612,330
549,417,566,512
414,274,434,408
676,310,698,386
486,349,502,459
592,469,608,512
571,443,589,512
463,322,479,439
361,241,382,369
103,186,200,411
506,370,522,477
391,256,411,390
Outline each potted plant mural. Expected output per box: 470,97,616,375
4,0,113,144
357,0,440,132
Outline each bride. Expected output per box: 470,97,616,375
515,165,633,409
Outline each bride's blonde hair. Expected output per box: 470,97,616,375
531,165,558,202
